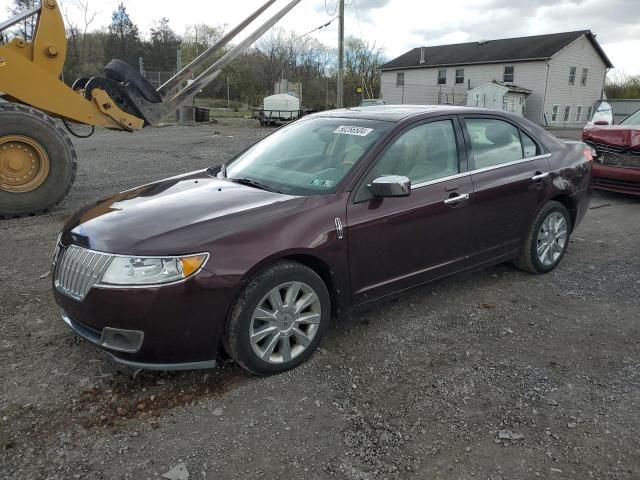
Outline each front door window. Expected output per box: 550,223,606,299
356,119,459,201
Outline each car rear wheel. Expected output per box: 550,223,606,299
515,201,571,274
225,261,330,375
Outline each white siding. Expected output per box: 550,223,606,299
543,35,608,127
381,61,548,124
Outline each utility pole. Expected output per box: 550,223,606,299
337,0,345,108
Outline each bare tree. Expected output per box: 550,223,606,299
9,0,37,40
344,36,385,103
606,70,640,99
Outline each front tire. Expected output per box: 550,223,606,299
515,201,571,274
226,261,331,376
0,103,77,218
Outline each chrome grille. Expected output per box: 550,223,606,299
54,245,113,301
586,141,640,168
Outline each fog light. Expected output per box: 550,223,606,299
100,327,144,353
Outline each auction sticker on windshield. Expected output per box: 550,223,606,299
333,125,374,136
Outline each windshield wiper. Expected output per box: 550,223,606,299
228,177,281,194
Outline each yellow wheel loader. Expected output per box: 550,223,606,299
0,0,302,218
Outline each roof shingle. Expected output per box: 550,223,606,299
380,30,613,70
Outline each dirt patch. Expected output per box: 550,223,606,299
1,119,639,479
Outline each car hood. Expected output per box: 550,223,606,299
583,124,640,150
61,170,305,255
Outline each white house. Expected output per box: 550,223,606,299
380,30,613,127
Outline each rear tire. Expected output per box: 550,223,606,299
225,261,330,376
0,103,77,218
514,201,571,274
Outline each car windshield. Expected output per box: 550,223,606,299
225,117,390,196
621,109,640,126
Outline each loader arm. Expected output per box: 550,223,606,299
0,0,143,130
0,0,303,129
0,0,302,218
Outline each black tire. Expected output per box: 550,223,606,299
0,103,77,218
514,200,571,274
225,261,331,376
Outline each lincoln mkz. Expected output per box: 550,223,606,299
52,106,593,375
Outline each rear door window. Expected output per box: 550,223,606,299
465,118,524,169
521,131,539,158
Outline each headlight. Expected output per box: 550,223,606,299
97,254,208,286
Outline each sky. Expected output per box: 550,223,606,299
2,0,639,75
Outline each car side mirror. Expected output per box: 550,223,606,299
367,175,411,198
591,100,614,125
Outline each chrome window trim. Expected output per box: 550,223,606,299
412,171,471,189
410,153,551,190
469,153,552,175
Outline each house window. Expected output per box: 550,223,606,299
396,72,404,87
564,105,571,122
575,105,583,122
586,105,593,121
551,105,559,122
437,69,447,85
581,68,588,86
568,66,576,86
455,69,464,84
503,66,514,83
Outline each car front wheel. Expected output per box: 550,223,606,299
225,261,331,375
515,200,571,274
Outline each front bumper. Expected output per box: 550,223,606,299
54,266,241,369
592,163,640,196
62,314,216,370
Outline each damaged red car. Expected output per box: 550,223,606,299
583,102,640,196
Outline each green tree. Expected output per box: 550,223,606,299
605,72,640,99
104,3,141,67
146,18,181,71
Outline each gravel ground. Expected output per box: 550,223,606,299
1,118,639,480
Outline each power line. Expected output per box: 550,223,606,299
324,0,339,16
294,16,339,41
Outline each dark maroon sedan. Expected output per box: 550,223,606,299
53,106,592,375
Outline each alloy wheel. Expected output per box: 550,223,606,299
536,212,568,267
249,281,322,364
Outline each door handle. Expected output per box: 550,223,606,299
531,172,549,182
443,193,470,205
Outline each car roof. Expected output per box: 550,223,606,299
311,104,498,122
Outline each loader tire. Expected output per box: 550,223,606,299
0,103,77,218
